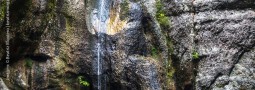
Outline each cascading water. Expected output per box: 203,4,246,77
94,0,110,90
96,42,101,90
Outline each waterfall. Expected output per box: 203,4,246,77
96,42,101,90
95,0,109,90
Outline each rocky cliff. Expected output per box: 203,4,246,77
0,0,254,90
164,0,255,89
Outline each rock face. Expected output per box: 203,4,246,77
163,0,255,89
0,78,9,90
0,0,170,90
0,0,93,89
0,0,254,90
87,0,169,89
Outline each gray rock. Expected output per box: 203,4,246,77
1,0,254,90
0,78,9,90
224,49,255,90
165,0,255,89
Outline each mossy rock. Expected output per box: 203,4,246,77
25,58,33,68
120,0,130,20
155,0,170,28
0,0,6,21
151,46,159,59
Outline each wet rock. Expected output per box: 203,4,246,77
0,0,90,89
93,0,169,89
1,0,254,90
165,0,255,89
15,73,29,89
0,0,170,89
0,78,9,90
124,55,163,90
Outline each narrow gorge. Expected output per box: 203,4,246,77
0,0,254,90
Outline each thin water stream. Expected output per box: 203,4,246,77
96,0,109,90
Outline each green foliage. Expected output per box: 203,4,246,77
167,68,175,78
151,46,159,59
156,0,170,28
166,37,173,54
25,58,33,68
45,0,57,20
0,0,6,21
47,0,56,12
78,76,90,87
192,51,199,59
120,0,129,20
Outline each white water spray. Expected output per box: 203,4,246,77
96,0,106,89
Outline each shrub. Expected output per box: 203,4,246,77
25,58,33,68
120,0,129,20
151,46,159,59
156,0,170,28
192,51,199,59
78,76,90,87
0,0,6,21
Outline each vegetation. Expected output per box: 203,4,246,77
156,0,170,28
120,0,129,20
151,46,159,59
0,0,6,21
65,17,73,32
47,0,56,12
45,0,57,21
165,36,174,78
167,67,175,78
166,36,173,54
192,51,199,59
78,76,90,87
25,58,33,68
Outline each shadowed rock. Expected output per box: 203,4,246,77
25,53,52,62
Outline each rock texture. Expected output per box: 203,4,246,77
0,0,93,89
0,0,254,90
88,0,170,89
164,0,255,89
0,0,170,90
0,78,9,90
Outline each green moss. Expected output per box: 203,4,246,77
45,0,57,21
166,38,175,78
53,57,66,75
167,68,175,78
66,19,71,31
166,61,175,89
156,0,170,28
166,37,173,54
47,0,56,12
65,17,74,32
60,54,68,62
163,27,175,89
216,84,225,88
151,46,159,59
120,0,129,20
78,76,90,87
25,58,33,68
0,0,6,21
